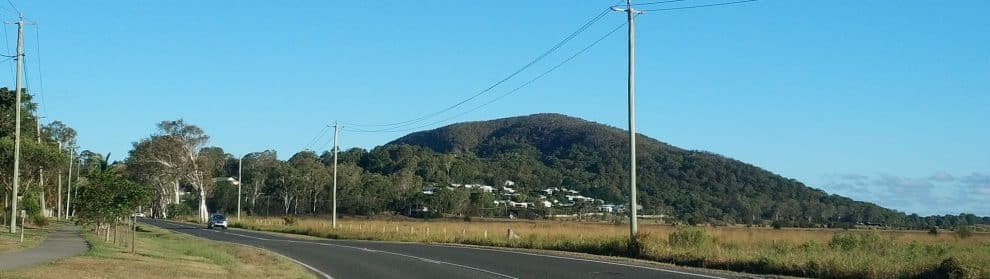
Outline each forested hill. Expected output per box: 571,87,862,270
388,113,983,228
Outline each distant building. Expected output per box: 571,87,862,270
422,185,436,195
566,195,594,202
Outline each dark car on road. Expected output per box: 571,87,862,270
207,214,228,230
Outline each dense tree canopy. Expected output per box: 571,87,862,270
119,114,987,230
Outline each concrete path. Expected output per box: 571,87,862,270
0,225,89,271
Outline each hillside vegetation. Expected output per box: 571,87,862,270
385,113,984,228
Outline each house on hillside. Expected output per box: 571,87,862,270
566,195,594,202
422,185,436,195
479,185,494,193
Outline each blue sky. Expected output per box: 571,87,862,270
7,1,988,216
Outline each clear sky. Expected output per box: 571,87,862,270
7,1,988,216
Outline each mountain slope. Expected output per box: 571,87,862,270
387,113,941,227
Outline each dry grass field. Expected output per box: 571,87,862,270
230,216,990,279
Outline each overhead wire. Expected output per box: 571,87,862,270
638,0,758,11
300,124,331,151
32,25,46,116
343,5,615,131
5,0,18,15
631,0,693,6
342,17,631,134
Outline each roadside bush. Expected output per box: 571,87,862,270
668,227,711,248
919,257,969,279
955,224,972,239
829,231,889,252
282,216,298,226
167,203,193,218
929,227,939,235
29,214,50,227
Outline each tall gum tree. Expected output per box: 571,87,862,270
129,120,211,222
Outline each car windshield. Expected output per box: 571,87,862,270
213,215,226,221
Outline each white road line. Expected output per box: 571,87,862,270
432,245,726,279
145,220,333,279
220,230,517,279
152,219,722,279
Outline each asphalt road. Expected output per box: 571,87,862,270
141,218,730,279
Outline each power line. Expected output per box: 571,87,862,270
301,124,331,151
343,6,614,131
32,25,45,116
631,0,692,6
4,0,17,15
342,19,630,134
639,0,758,11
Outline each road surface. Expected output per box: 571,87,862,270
142,218,733,279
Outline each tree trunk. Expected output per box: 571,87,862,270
199,188,209,223
174,180,180,205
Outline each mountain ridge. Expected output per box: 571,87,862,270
385,113,984,227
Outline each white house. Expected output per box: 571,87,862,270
478,185,495,193
501,186,516,194
504,180,515,187
540,200,553,208
422,186,436,195
508,201,530,208
566,195,594,202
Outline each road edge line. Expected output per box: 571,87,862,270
141,219,333,279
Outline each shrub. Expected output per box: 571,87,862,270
928,226,939,235
772,221,783,230
167,203,193,218
282,216,298,226
955,224,972,239
668,227,711,248
920,257,969,279
829,231,888,251
29,214,50,227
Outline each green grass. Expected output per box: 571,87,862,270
0,223,316,279
0,221,61,253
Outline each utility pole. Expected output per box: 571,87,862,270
57,142,62,220
65,145,73,219
8,13,24,234
36,117,45,217
331,122,339,229
612,0,640,242
237,157,242,221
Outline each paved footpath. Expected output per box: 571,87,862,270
0,225,89,271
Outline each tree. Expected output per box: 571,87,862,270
242,150,277,215
288,151,329,214
74,156,150,240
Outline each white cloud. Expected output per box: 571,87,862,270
821,172,989,216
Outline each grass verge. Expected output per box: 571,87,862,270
0,221,61,253
0,223,315,279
